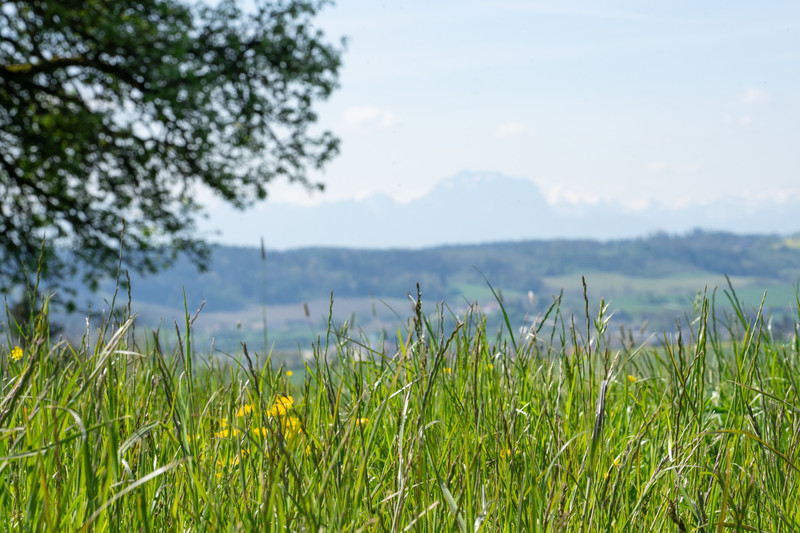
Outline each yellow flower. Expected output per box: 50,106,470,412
237,404,254,417
626,375,637,383
355,417,369,427
286,370,293,377
251,427,268,438
443,367,452,374
270,395,294,417
281,416,301,440
11,346,23,361
217,450,247,469
215,428,240,438
605,456,622,479
488,363,494,370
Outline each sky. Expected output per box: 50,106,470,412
203,1,800,242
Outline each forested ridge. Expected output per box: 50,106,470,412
83,230,800,311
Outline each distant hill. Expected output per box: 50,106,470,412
50,229,800,350
77,229,800,311
201,171,800,248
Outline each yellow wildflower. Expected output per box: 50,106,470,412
281,416,301,440
215,428,240,439
216,450,246,469
286,370,293,377
270,395,294,417
626,375,637,383
355,417,369,427
443,367,452,374
604,456,622,479
503,448,520,458
11,346,23,361
251,427,268,438
237,404,254,417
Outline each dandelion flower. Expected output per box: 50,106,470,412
270,395,294,417
11,346,22,361
237,404,254,417
215,428,239,438
251,427,268,438
281,416,301,440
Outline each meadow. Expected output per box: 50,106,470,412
1,279,799,531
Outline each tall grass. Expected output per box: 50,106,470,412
1,280,799,531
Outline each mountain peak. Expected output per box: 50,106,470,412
425,171,549,209
436,170,531,190
202,171,800,249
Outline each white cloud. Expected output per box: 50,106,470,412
624,198,652,212
721,87,770,128
342,106,399,129
543,184,598,205
741,87,770,106
677,163,700,174
379,111,399,128
723,112,753,128
493,122,535,138
343,106,380,124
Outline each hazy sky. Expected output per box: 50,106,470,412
248,0,798,212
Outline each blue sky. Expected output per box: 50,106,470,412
204,1,800,242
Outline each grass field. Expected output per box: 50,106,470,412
2,280,799,531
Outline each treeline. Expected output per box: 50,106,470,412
86,230,800,311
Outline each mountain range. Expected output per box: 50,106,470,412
203,171,800,249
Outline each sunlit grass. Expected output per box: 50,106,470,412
1,281,799,531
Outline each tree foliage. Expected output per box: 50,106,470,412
0,0,342,296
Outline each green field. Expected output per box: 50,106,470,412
2,282,800,531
